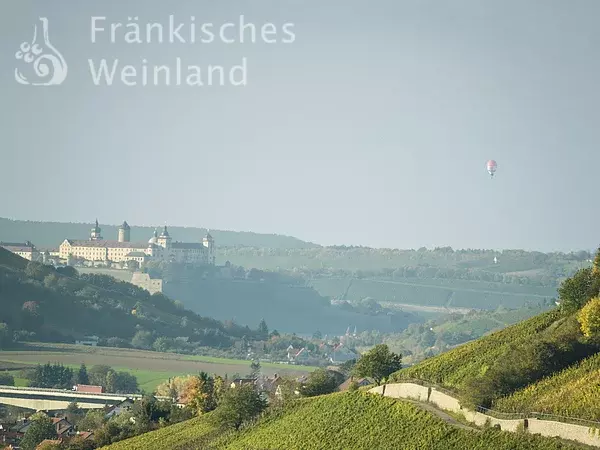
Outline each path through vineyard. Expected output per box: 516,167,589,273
401,398,480,432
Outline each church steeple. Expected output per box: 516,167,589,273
90,219,103,241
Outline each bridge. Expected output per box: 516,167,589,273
0,385,170,411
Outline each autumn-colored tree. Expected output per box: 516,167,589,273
578,297,600,337
179,372,222,415
155,375,195,400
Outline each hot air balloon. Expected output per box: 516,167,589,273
486,160,497,178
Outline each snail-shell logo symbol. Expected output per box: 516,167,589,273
15,17,68,86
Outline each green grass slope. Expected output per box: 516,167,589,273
392,309,563,388
102,414,220,450
102,393,585,450
494,352,600,421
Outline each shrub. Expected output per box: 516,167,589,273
578,297,600,338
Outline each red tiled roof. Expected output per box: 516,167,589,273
78,431,94,440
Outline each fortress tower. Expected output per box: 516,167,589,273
118,221,131,243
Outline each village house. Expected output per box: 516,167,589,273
338,377,371,391
105,398,135,419
329,344,358,365
286,346,310,364
230,378,257,389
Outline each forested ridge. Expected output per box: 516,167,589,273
0,217,317,249
0,247,265,351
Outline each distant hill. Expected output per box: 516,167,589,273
102,392,583,450
0,217,319,250
165,277,422,336
219,247,587,311
0,247,261,348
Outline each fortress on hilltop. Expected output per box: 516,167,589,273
58,220,215,267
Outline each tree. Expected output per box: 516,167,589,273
257,319,269,338
19,412,57,450
249,360,261,379
299,369,339,397
131,330,153,349
156,375,195,400
56,265,79,278
312,330,323,340
87,365,138,393
338,359,357,377
0,372,15,386
28,363,74,389
21,301,43,331
65,402,84,425
269,329,280,338
88,365,112,387
0,323,12,349
152,336,173,353
25,261,49,281
213,384,267,430
353,344,402,385
558,267,599,313
108,371,138,394
184,372,219,415
578,297,600,337
77,409,105,432
77,363,89,385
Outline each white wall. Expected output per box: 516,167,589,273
370,383,600,448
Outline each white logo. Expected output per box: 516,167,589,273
15,17,68,86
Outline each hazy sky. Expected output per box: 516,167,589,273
2,1,600,252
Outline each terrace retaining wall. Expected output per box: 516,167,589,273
370,383,600,447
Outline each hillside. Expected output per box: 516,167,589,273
0,247,261,348
102,392,585,450
392,256,600,415
310,277,556,311
0,217,318,250
392,308,600,410
219,247,585,312
494,352,600,421
219,246,587,281
165,278,421,335
392,309,564,389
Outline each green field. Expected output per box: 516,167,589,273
0,343,314,393
102,392,586,450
